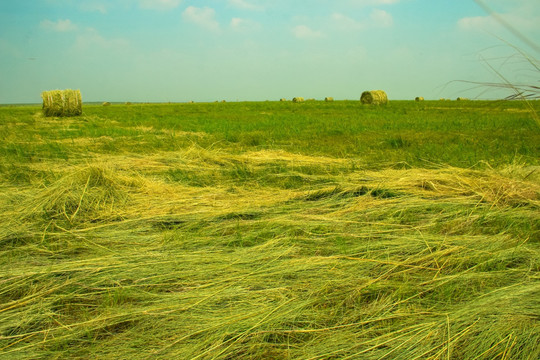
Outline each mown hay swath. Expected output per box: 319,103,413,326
41,89,82,117
360,90,388,105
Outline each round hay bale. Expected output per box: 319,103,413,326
415,97,424,101
102,102,111,106
456,97,469,101
125,102,132,105
41,89,82,117
292,97,305,103
325,97,334,102
360,90,388,105
280,98,287,102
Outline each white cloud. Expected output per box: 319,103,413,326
231,18,261,32
229,0,263,11
182,6,220,32
331,9,393,32
457,15,496,32
80,2,108,13
458,13,540,33
370,9,393,28
140,0,182,10
332,13,364,31
74,28,129,50
348,0,400,6
292,25,324,40
40,19,78,32
458,2,540,33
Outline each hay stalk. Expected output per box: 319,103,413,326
41,89,82,117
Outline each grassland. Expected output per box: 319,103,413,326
1,100,539,359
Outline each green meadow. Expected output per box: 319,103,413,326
1,100,539,359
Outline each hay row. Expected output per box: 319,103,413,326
41,89,82,117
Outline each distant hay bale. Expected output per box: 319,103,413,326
280,98,287,102
41,89,82,117
456,97,469,101
325,97,334,102
360,90,388,105
102,102,111,107
125,102,132,105
222,100,227,103
293,97,305,103
415,97,424,101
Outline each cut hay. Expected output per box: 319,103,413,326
325,97,334,102
415,96,424,101
102,102,111,106
293,97,305,103
360,90,388,105
41,89,82,117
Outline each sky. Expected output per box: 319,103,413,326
1,0,539,103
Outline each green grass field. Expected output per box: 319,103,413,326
1,100,539,359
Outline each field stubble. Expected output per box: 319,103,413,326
0,100,539,359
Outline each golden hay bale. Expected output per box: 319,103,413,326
456,97,469,101
125,102,132,105
102,102,111,106
360,90,388,105
415,97,424,101
280,98,287,102
41,89,82,117
292,97,305,103
325,97,334,102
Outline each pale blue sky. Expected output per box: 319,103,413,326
1,0,539,103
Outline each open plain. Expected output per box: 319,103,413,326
1,100,539,359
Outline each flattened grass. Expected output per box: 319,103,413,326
0,101,539,359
